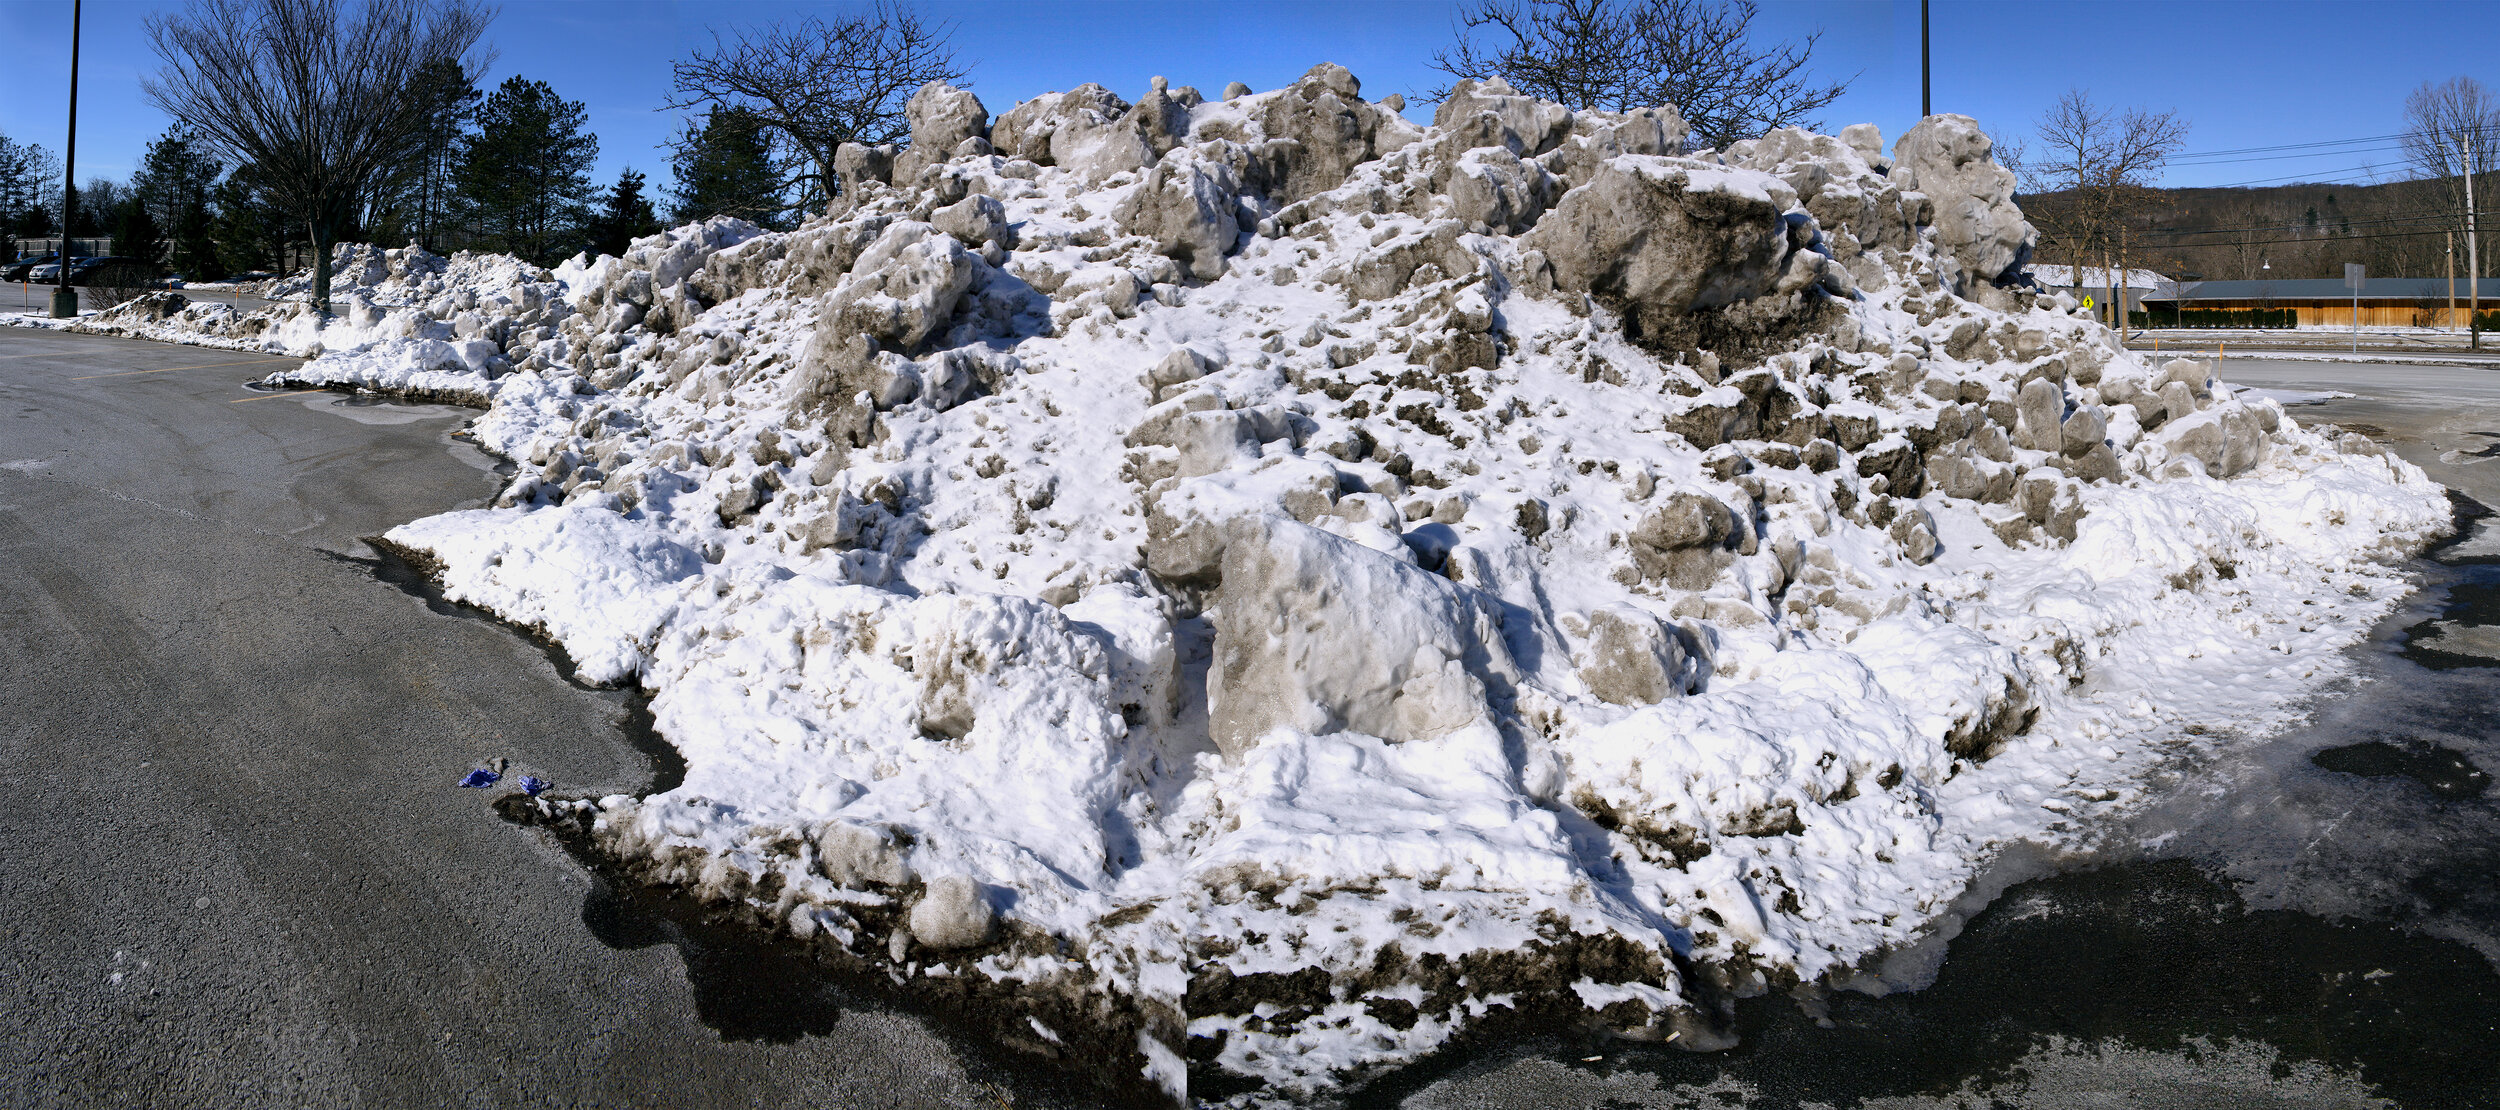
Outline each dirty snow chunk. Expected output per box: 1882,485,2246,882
905,81,990,159
2152,404,2270,479
1113,153,1241,280
1440,146,1559,233
931,194,1010,250
1432,76,1573,156
1887,114,2035,290
1573,606,1694,706
1208,516,1521,757
1063,582,1182,725
908,874,996,949
1525,156,1794,327
1258,62,1423,201
385,505,703,685
827,221,977,351
1847,617,2039,758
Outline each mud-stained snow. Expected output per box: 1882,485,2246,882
75,67,2450,1103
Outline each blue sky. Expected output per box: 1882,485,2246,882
0,0,2492,195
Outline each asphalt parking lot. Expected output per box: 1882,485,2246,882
0,327,1048,1109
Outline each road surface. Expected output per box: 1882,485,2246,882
0,327,1060,1108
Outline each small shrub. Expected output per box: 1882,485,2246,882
80,262,161,311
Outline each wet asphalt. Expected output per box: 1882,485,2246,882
0,327,1041,1109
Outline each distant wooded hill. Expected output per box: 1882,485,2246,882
2021,177,2482,285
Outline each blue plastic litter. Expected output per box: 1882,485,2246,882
458,768,501,788
518,775,549,796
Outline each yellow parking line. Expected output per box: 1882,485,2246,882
228,389,325,403
72,356,301,381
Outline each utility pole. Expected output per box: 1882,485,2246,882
2450,230,2457,332
51,0,79,319
1921,0,1931,117
2346,263,2364,354
2468,133,2482,350
2116,218,2130,333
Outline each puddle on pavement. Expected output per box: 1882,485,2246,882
578,874,849,1043
2311,740,2491,800
2399,492,2500,670
1379,859,2499,1110
321,542,686,797
303,391,469,426
239,379,290,392
528,845,1105,1106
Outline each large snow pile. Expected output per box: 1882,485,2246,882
62,241,561,398
111,68,2447,1102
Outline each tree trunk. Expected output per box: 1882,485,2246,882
814,145,838,216
310,217,333,318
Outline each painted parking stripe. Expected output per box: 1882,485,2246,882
72,356,301,381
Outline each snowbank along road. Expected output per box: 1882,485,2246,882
0,329,1065,1108
7,66,2459,1103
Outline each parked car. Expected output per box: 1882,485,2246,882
3,253,59,282
26,258,80,283
68,256,138,284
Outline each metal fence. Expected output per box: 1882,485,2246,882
10,237,111,260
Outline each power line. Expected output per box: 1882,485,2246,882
2164,121,2500,163
2202,166,2394,189
2148,124,2500,187
2146,211,2456,237
2044,225,2466,250
2170,143,2413,169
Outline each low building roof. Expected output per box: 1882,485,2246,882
2135,277,2465,302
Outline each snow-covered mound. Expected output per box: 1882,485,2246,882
63,243,563,400
138,67,2445,1103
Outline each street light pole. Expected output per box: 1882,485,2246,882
1921,0,1931,117
50,0,79,319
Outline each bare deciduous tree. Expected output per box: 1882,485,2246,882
1428,0,1849,151
2402,76,2500,332
144,0,493,313
666,2,965,217
2008,89,2186,325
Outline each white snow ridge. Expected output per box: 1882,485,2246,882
83,67,2449,1104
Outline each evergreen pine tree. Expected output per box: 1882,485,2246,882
132,125,225,277
456,76,599,265
209,165,293,275
587,168,663,258
0,134,62,241
110,197,165,268
68,178,126,240
385,56,482,251
665,108,788,229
